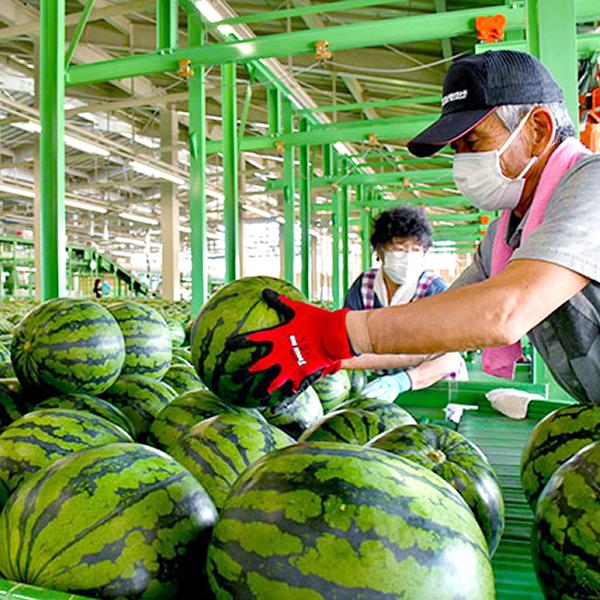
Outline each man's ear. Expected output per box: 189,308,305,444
530,107,556,156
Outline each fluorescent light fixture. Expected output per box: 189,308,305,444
194,0,236,35
65,199,108,214
13,122,110,157
0,183,35,198
115,236,145,247
179,226,192,234
112,250,135,258
118,212,160,226
63,135,110,157
130,161,186,186
333,142,352,156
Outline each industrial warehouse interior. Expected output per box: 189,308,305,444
0,1,598,599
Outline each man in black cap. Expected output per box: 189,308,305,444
233,50,600,405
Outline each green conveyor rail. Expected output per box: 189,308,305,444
0,380,572,599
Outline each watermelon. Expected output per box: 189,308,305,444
0,345,10,363
11,298,125,395
0,318,13,335
207,442,494,599
0,384,25,432
312,369,351,413
37,392,136,438
108,301,172,379
0,362,15,378
172,353,194,368
148,389,237,451
190,276,305,408
348,369,367,396
0,408,132,496
520,403,600,510
162,363,205,395
168,319,186,347
102,374,177,439
169,413,294,509
173,347,193,364
531,440,600,599
337,396,416,430
0,443,217,598
298,408,385,445
369,423,505,556
261,386,323,439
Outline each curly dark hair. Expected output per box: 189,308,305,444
370,205,433,250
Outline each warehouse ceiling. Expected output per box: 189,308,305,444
0,0,595,267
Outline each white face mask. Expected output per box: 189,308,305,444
383,250,424,286
453,109,543,211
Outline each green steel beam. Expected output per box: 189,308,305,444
331,181,342,309
299,119,311,297
323,144,334,177
206,114,436,154
65,0,96,68
297,95,441,115
40,0,67,299
282,99,296,283
238,73,254,140
188,13,207,313
267,88,282,136
156,0,179,51
67,4,527,86
222,63,239,283
314,196,470,210
360,189,372,271
341,180,350,293
211,0,410,28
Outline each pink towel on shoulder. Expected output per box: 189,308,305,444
482,138,590,379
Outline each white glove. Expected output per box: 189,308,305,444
362,372,412,403
485,388,544,420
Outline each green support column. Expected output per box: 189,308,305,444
222,62,239,283
299,119,311,297
267,88,282,135
341,179,350,294
330,152,342,308
282,98,295,284
528,0,579,123
188,14,207,313
157,0,179,51
40,0,66,299
358,186,371,271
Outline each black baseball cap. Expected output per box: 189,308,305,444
407,50,564,157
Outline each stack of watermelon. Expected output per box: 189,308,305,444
0,278,504,599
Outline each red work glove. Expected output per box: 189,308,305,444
228,289,355,396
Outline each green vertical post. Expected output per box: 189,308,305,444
323,144,334,177
157,0,179,51
188,13,207,312
299,118,311,297
40,0,66,299
358,186,371,271
267,88,281,135
528,0,578,123
330,152,342,308
341,179,350,294
282,98,295,283
222,62,239,283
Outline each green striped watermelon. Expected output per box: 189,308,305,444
299,408,382,445
312,370,351,413
190,276,305,408
0,362,15,379
531,440,600,599
348,369,367,396
169,413,294,509
108,301,172,379
0,319,13,335
162,363,205,395
168,319,186,347
172,353,194,368
102,374,177,439
0,345,10,364
11,299,125,395
369,423,504,556
148,389,236,451
0,385,25,433
207,442,494,599
0,408,132,496
337,396,417,430
173,347,193,364
37,393,136,438
261,386,323,439
0,442,217,598
520,403,600,510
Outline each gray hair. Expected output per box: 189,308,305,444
495,102,576,143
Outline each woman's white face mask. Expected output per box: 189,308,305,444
383,250,424,286
452,109,551,211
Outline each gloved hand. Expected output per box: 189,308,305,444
362,371,412,403
228,289,355,396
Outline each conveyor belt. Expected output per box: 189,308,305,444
459,414,544,599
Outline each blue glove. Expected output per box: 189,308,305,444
362,371,412,402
